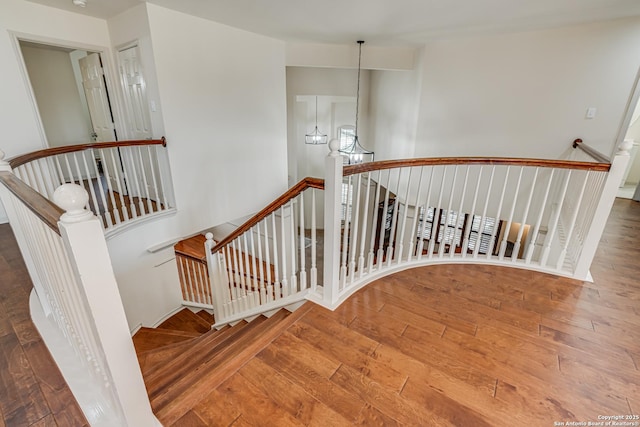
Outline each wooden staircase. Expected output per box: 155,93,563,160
132,305,310,425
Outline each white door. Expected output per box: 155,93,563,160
79,53,116,142
118,46,152,140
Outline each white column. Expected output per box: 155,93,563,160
205,232,227,326
54,184,161,427
322,140,343,306
574,141,631,280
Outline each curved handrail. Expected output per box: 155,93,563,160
571,138,611,164
211,177,324,253
0,171,62,233
343,155,610,176
9,137,166,169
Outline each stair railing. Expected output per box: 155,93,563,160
0,152,160,426
7,138,175,237
205,177,324,327
205,139,630,318
312,139,630,309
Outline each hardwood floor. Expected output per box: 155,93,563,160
0,225,87,426
1,198,639,426
171,199,640,426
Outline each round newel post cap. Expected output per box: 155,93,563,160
0,150,8,167
53,184,93,223
328,139,341,157
205,232,214,242
618,139,634,155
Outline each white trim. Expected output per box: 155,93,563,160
614,63,640,158
104,207,177,240
9,31,126,148
213,290,308,328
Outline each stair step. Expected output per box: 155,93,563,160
157,308,212,334
144,316,255,399
153,303,314,425
195,309,215,324
132,327,200,354
174,234,207,261
138,339,196,377
143,322,241,385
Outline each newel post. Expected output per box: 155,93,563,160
54,184,161,427
205,232,227,325
322,139,343,307
574,140,632,280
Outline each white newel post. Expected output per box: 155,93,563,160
322,140,343,307
574,141,631,280
53,184,161,427
205,232,227,325
0,150,53,316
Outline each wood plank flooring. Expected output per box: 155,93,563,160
0,198,638,426
0,224,87,426
172,198,640,427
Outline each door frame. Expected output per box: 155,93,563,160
614,64,640,200
10,31,125,149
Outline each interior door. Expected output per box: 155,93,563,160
118,45,152,140
79,53,116,142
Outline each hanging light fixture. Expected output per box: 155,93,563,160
305,96,328,144
339,40,374,164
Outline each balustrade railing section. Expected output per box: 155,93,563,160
9,138,174,236
205,178,324,326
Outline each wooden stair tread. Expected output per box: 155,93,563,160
157,308,212,334
138,339,195,376
132,327,199,354
143,322,245,386
153,303,314,426
196,309,215,324
146,318,259,396
174,234,207,261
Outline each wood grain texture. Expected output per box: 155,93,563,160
155,198,640,426
343,155,611,176
8,138,166,169
0,172,62,234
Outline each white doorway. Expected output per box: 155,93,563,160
18,40,119,147
617,96,640,200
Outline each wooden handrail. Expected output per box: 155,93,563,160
8,137,167,169
211,177,324,253
344,155,611,176
572,138,611,164
0,171,63,234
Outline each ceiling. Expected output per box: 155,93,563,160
25,0,640,46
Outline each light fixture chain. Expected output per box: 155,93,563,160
355,41,363,137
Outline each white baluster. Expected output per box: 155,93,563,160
289,200,297,295
417,167,435,259
498,167,523,260
378,172,392,265
340,176,352,287
486,166,510,259
89,149,113,228
556,171,589,270
540,170,572,267
386,169,401,266
406,166,425,263
298,192,307,290
367,170,382,272
474,166,495,258
126,147,146,216
348,174,361,285
107,148,130,221
358,172,372,276
451,166,470,258
511,168,539,262
430,166,447,258
310,189,318,288
525,169,555,264
280,205,289,297
461,166,483,258
396,168,413,263
136,146,154,214
272,213,281,300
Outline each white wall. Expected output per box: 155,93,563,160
286,67,370,182
368,54,423,160
414,17,640,160
146,4,288,232
20,44,93,146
